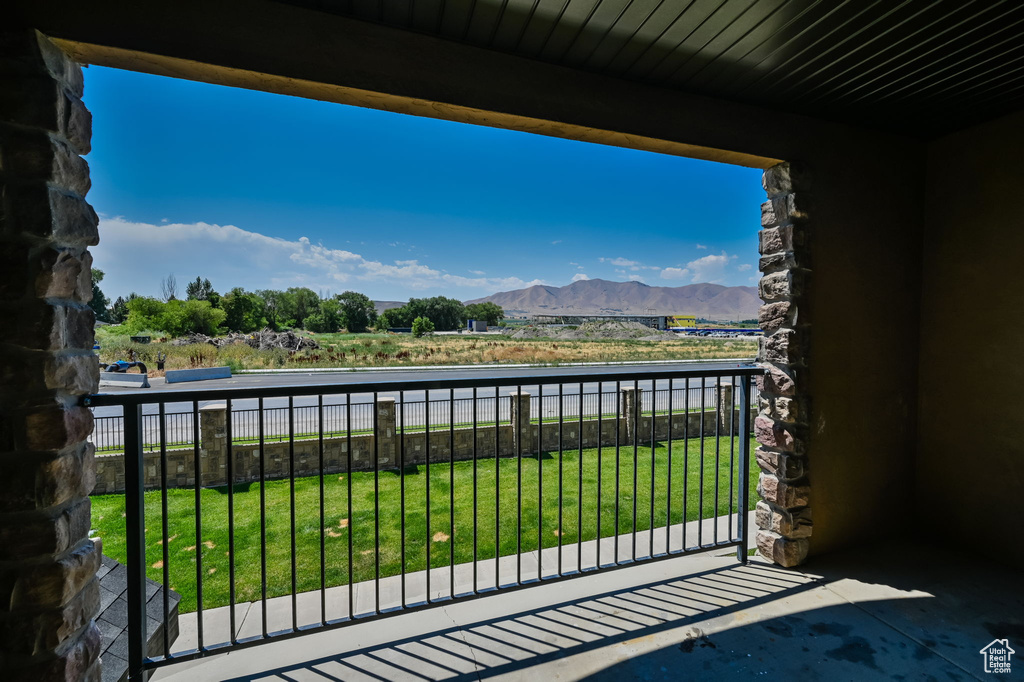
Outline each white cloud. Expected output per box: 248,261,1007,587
551,240,563,245
469,269,486,275
571,273,590,282
737,263,753,272
696,243,708,250
91,218,548,298
660,267,690,280
600,256,640,267
683,251,736,283
628,274,645,282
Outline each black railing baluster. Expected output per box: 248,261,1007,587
472,387,478,594
632,379,640,562
597,384,603,568
124,404,145,681
729,376,736,541
667,379,674,553
158,403,170,659
289,396,297,630
577,382,583,571
449,388,455,599
400,390,406,608
557,383,563,577
614,380,621,565
738,376,752,564
259,397,267,638
319,394,326,626
683,378,690,549
191,400,204,653
426,389,432,601
346,395,353,620
494,387,500,589
715,376,722,545
537,383,543,580
226,399,236,644
649,380,656,558
373,391,380,614
516,384,522,586
699,377,706,548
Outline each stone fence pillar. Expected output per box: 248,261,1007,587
509,392,531,456
375,397,396,468
199,403,227,486
619,387,642,443
717,383,735,433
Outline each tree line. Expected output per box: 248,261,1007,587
91,272,503,337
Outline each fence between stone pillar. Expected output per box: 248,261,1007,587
92,388,757,493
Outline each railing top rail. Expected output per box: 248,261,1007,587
81,365,763,408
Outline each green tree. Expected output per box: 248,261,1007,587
222,288,267,332
336,291,377,333
123,296,167,333
402,296,466,331
377,306,412,329
109,295,130,324
464,302,504,326
160,299,226,336
89,268,111,322
185,277,220,307
287,287,321,328
304,298,342,333
411,316,434,337
257,289,291,329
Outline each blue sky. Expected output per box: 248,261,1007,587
84,66,764,302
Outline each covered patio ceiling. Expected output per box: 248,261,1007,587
277,0,1024,138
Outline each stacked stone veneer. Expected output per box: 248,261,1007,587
92,391,753,494
0,30,102,681
755,162,813,567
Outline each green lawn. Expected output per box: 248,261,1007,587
92,436,756,613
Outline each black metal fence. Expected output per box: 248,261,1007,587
89,382,759,453
82,368,759,680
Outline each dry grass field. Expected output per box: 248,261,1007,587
96,329,758,373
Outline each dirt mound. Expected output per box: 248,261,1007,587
172,328,320,351
508,320,678,340
557,320,678,340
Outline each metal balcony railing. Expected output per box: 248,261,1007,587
83,367,760,680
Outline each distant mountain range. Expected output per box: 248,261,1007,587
372,300,406,314
464,279,760,321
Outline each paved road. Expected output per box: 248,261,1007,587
89,361,757,449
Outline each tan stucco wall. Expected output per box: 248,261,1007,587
15,0,928,558
918,111,1024,568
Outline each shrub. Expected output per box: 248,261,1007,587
412,316,435,337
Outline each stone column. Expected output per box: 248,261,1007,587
754,162,812,567
0,29,103,680
375,397,396,468
509,391,530,456
199,403,227,486
619,387,641,443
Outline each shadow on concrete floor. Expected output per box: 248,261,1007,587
156,543,1023,681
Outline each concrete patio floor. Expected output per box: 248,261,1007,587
148,536,1024,681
